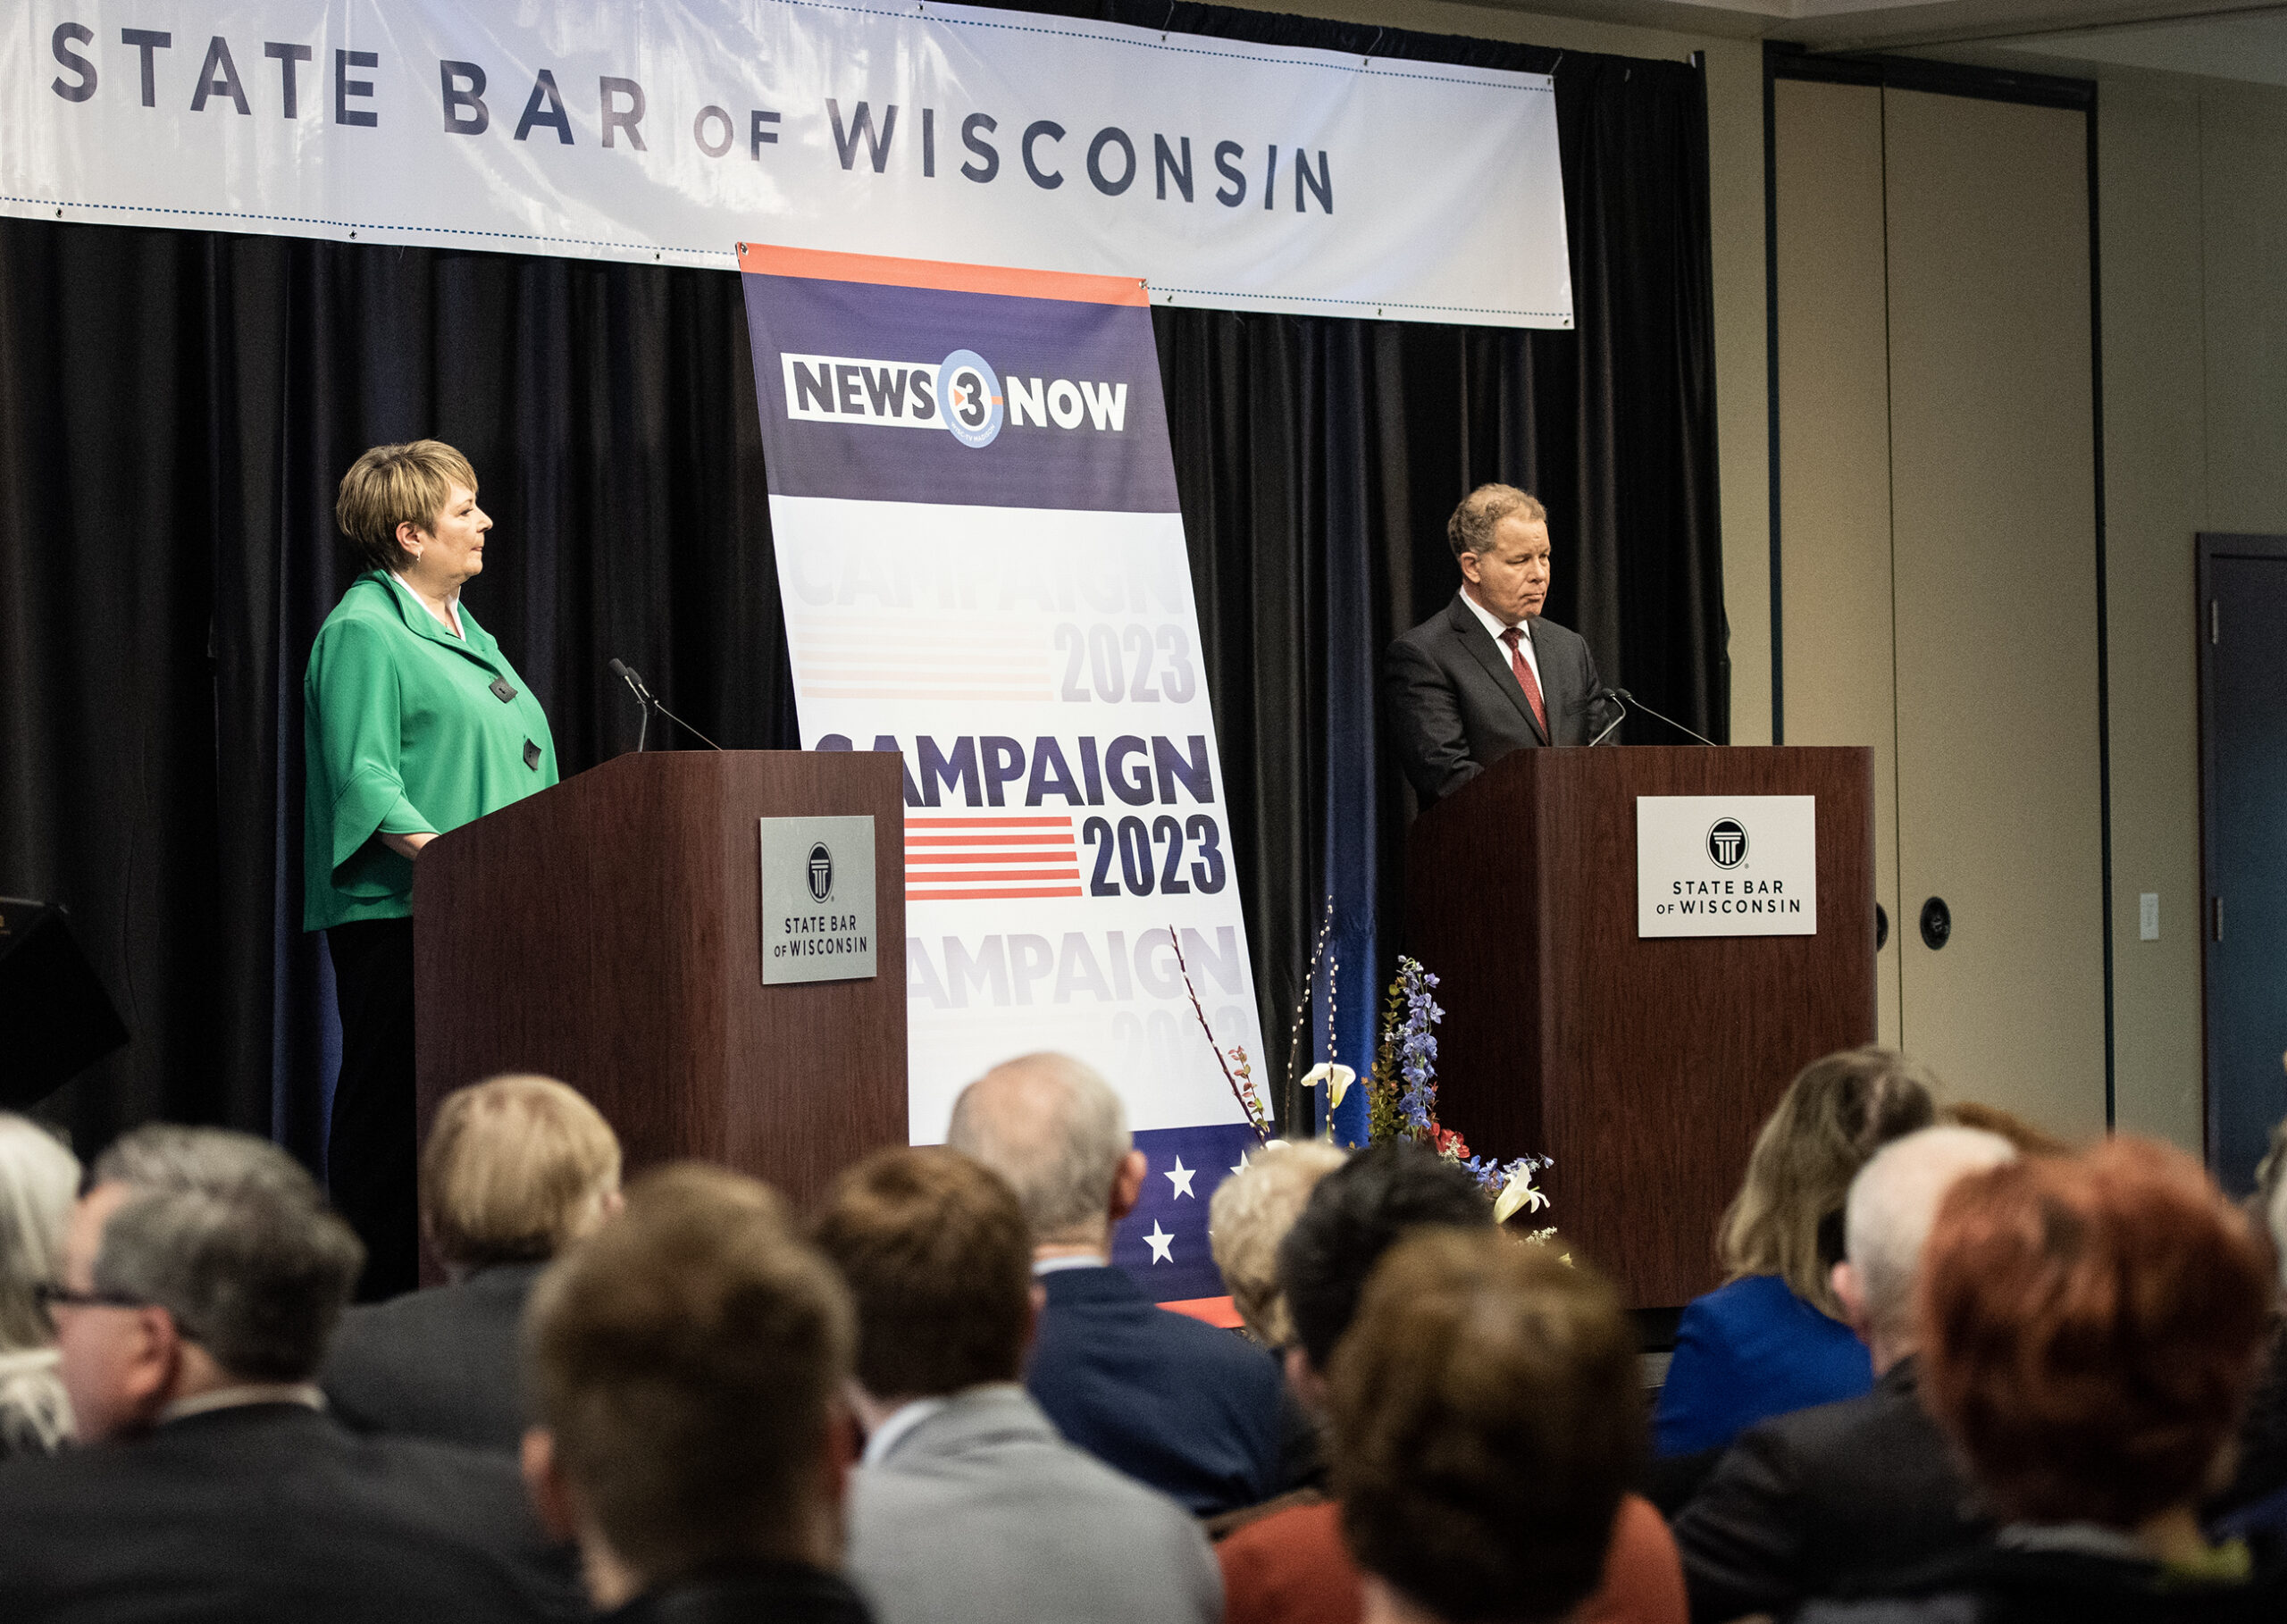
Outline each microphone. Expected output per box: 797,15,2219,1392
1587,685,1626,748
607,658,725,753
1598,685,1719,748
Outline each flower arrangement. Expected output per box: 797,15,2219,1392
1364,957,1554,1232
1169,925,1272,1143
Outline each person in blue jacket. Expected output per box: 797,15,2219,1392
1654,1047,1938,1459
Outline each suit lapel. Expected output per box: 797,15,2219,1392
1445,597,1548,744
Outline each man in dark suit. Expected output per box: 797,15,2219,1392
0,1126,580,1623
1670,1126,2017,1624
947,1052,1284,1516
1385,484,1606,804
520,1164,872,1624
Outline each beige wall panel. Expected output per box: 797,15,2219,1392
2098,83,2207,1151
2200,82,2287,532
1772,79,1903,1046
1882,88,2107,1137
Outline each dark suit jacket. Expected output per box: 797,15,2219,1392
0,1402,583,1622
1670,1359,1992,1624
323,1260,544,1451
599,1565,873,1624
1385,595,1606,804
1025,1264,1284,1517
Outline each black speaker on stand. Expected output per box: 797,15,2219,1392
0,898,128,1109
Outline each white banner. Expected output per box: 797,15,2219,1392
5,1,1572,326
1637,795,1818,938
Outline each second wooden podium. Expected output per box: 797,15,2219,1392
413,750,909,1217
1405,745,1875,1309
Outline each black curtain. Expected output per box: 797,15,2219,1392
0,7,1717,1159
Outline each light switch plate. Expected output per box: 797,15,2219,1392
2139,892,2159,942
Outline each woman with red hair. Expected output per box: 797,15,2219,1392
1799,1136,2287,1622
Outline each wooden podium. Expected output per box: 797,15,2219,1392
413,750,909,1222
1404,746,1875,1309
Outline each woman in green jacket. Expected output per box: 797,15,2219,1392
305,441,558,1300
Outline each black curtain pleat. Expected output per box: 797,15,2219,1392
0,7,1718,1160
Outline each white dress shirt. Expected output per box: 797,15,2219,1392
1457,589,1545,695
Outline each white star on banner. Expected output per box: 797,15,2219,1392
1144,1221,1176,1264
1229,1151,1252,1177
1164,1157,1197,1199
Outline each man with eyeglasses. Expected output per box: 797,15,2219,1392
0,1125,580,1621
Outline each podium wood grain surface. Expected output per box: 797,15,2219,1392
1403,746,1876,1308
414,751,908,1233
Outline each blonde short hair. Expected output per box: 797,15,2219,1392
1720,1046,1938,1317
335,440,478,573
1209,1140,1347,1346
1446,483,1548,561
420,1076,621,1268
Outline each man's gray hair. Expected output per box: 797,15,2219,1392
88,1126,363,1381
945,1053,1130,1245
1844,1125,2016,1342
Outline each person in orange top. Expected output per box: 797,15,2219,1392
1217,1143,1684,1624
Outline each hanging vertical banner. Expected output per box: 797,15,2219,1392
740,242,1265,1302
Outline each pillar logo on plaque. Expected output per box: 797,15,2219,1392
760,816,877,984
1637,796,1817,938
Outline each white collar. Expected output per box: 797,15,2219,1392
859,1397,951,1466
388,571,465,639
160,1382,326,1425
1458,588,1530,645
1031,1253,1108,1276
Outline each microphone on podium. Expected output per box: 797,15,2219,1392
1586,684,1719,749
607,658,725,752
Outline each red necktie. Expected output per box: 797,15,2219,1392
1500,626,1548,736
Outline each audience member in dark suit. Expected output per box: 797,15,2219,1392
0,1125,581,1623
1799,1138,2287,1624
946,1052,1282,1515
1329,1230,1676,1624
1672,1125,2017,1623
1219,1142,1685,1624
520,1163,873,1624
814,1144,1219,1624
1383,484,1608,806
1655,1048,1937,1458
324,1074,623,1450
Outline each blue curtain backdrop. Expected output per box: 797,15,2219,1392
0,7,1719,1166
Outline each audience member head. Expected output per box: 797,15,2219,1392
1210,1139,1347,1347
812,1146,1032,1406
1918,1136,2271,1534
336,439,480,574
523,1164,855,1608
1328,1229,1640,1624
1721,1045,1939,1317
422,1075,623,1273
60,1126,363,1443
1279,1141,1491,1405
1941,1099,2072,1158
1831,1126,2015,1372
0,1116,80,1354
944,1052,1144,1252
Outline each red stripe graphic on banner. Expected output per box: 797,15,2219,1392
736,242,1152,307
901,814,1083,900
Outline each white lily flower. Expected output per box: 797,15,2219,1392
1493,1171,1551,1226
1299,1062,1357,1110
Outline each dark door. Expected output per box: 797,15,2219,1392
2199,536,2287,1193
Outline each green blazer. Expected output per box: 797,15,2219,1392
303,573,559,931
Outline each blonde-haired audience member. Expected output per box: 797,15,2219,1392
0,1114,80,1458
1654,1046,1936,1457
323,1074,622,1450
1210,1141,1348,1348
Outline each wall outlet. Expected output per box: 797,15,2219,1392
2139,892,2159,942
